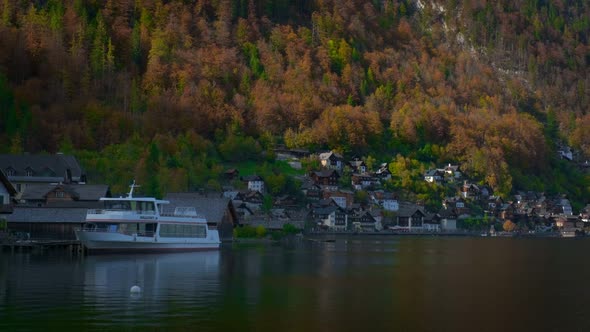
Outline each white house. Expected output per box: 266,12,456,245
319,151,344,171
242,175,265,193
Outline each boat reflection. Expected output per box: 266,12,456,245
83,251,221,303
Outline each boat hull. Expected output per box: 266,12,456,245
75,230,220,253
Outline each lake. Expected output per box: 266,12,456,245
1,236,590,331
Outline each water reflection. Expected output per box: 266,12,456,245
3,238,590,331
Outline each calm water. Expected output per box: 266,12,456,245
1,236,590,331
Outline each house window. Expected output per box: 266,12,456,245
0,194,4,204
25,168,33,177
5,168,15,176
55,191,65,198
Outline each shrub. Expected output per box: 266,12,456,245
255,225,267,238
283,223,299,234
234,225,257,238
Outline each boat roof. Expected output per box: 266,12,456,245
99,196,169,204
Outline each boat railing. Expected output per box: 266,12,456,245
76,227,156,237
159,212,206,219
87,209,157,216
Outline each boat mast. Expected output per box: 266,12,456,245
128,180,140,198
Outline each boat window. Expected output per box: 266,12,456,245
159,224,206,238
137,223,157,237
104,201,131,210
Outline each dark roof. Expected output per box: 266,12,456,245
7,207,88,223
242,175,263,182
397,204,426,218
0,154,85,182
0,169,16,195
21,184,109,201
312,170,339,178
164,193,233,223
313,206,340,215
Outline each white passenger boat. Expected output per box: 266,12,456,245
75,182,220,252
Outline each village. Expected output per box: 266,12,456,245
0,150,589,244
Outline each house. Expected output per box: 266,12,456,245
0,153,87,194
224,168,240,181
18,183,110,207
443,164,462,179
319,151,344,171
0,169,16,214
390,204,426,231
300,181,322,201
424,169,444,183
311,206,348,231
461,182,481,200
423,213,441,232
350,210,378,232
438,206,458,231
242,175,265,193
5,182,109,239
351,173,380,190
442,197,470,217
6,207,89,240
372,192,399,211
323,190,354,209
164,192,238,241
310,170,340,191
375,163,391,180
348,158,367,174
552,197,573,216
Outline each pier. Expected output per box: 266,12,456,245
0,238,85,255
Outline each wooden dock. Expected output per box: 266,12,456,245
0,239,85,255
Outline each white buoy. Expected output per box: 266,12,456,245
130,285,141,293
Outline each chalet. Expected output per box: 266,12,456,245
323,190,354,209
424,169,444,183
348,158,367,174
438,206,458,232
310,170,340,191
235,190,264,205
350,210,379,232
18,183,110,208
460,182,481,200
390,204,426,231
442,197,471,217
371,191,399,212
164,192,238,241
551,197,573,216
319,151,344,171
300,181,322,201
423,213,441,232
375,163,392,180
273,146,310,159
351,173,380,190
242,175,265,193
443,164,462,179
311,205,348,231
274,194,298,208
485,196,504,215
224,168,240,181
0,153,87,194
0,170,16,214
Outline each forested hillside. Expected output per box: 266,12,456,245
0,0,588,204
